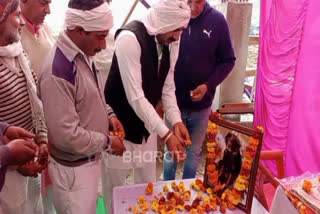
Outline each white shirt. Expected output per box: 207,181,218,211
115,30,182,138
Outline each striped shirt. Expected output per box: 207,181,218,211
0,58,35,132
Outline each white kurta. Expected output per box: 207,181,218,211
101,28,183,213
103,30,182,169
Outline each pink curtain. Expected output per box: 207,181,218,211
255,0,320,176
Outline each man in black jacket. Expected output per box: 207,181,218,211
103,0,191,212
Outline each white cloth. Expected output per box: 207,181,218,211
101,134,157,214
103,133,158,170
65,2,113,31
270,186,299,214
141,0,191,35
141,0,190,72
0,42,47,142
48,157,100,214
0,170,43,214
102,164,156,213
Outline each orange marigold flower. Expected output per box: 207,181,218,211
207,164,216,172
242,160,252,170
227,202,236,210
228,189,242,205
190,208,198,214
210,202,218,210
133,205,139,214
220,202,227,213
207,152,216,159
179,181,186,194
145,182,153,195
183,190,191,201
302,180,313,193
138,195,146,204
197,205,206,213
171,181,179,192
195,178,204,187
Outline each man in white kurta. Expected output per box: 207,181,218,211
103,0,192,212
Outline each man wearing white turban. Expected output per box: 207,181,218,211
38,0,125,213
103,0,191,212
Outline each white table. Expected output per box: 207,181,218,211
112,179,269,214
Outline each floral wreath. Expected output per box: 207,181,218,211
205,112,263,211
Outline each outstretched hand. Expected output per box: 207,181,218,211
5,126,35,145
166,134,186,163
109,116,125,140
173,122,192,148
7,139,38,166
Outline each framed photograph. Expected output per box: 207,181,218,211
204,113,263,214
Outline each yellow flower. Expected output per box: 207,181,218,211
137,195,146,204
151,200,159,212
163,184,170,192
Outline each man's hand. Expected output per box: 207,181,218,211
173,122,192,148
17,161,38,177
36,143,48,171
4,126,35,144
7,139,38,166
190,84,208,101
109,116,125,140
166,134,186,163
107,135,126,156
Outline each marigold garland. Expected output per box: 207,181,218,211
205,114,263,212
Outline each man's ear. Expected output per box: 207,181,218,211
74,26,85,34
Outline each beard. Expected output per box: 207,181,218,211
3,29,20,45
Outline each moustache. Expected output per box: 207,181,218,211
168,36,177,42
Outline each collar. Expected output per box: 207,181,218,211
21,14,41,38
56,32,93,69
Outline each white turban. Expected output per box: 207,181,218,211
65,2,113,31
141,0,191,35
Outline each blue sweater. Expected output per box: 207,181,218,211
175,2,236,110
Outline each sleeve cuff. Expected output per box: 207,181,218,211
0,122,10,136
156,123,170,138
35,134,48,145
104,135,111,150
107,112,116,119
0,145,12,167
167,116,182,128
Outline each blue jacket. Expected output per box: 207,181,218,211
175,2,236,110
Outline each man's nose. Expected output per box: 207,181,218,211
101,39,107,50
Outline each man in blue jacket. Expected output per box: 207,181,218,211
163,0,236,180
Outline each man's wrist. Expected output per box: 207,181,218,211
162,130,172,144
105,135,111,150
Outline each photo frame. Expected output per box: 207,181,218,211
204,113,263,214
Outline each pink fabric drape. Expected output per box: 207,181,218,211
255,0,320,176
286,0,320,176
